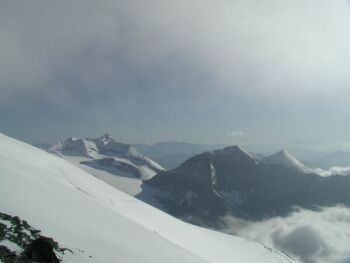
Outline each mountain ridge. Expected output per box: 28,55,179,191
145,145,350,224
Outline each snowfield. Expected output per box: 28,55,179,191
0,133,296,263
59,155,144,196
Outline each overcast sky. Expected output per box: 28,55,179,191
1,0,350,144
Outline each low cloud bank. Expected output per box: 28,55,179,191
223,206,350,263
312,167,350,177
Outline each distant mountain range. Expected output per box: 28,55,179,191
143,146,350,225
44,136,350,226
35,139,350,170
310,151,350,169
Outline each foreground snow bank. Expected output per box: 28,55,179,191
0,133,295,263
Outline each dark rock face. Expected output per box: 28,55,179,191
0,245,16,263
25,237,59,263
145,146,350,225
0,212,65,263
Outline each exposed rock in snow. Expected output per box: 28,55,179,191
0,212,65,263
25,237,60,263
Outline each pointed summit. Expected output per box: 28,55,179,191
212,145,258,163
222,145,250,155
263,150,308,173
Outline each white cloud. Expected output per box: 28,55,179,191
227,131,244,138
312,167,350,177
223,206,350,263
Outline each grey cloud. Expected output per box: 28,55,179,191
0,1,212,103
2,0,350,103
2,0,350,143
272,226,330,263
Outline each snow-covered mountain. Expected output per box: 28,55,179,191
144,145,350,223
0,133,296,263
133,141,228,169
262,150,309,173
49,133,164,181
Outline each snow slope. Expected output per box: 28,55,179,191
0,133,295,263
61,155,143,196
